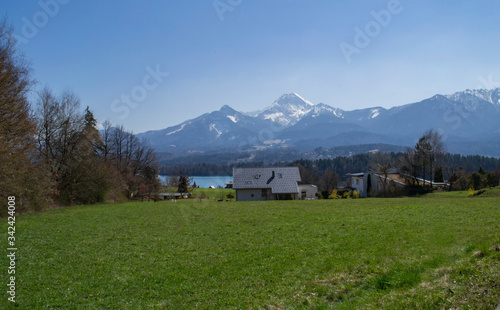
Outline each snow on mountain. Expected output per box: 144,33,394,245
258,93,317,126
293,92,315,106
446,88,500,107
370,108,381,119
341,106,387,122
165,123,187,136
226,115,238,123
307,103,344,118
209,123,223,137
138,102,272,152
136,88,500,157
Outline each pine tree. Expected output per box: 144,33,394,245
434,167,444,183
177,173,191,195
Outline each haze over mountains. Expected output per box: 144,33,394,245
137,89,500,157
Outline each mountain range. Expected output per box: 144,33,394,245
137,89,500,157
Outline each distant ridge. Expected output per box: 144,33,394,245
137,89,500,157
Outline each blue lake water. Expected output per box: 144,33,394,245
159,175,233,188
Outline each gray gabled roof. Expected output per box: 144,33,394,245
232,167,301,194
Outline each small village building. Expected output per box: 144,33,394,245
346,172,366,196
233,167,302,201
347,170,402,198
298,184,318,199
346,168,443,197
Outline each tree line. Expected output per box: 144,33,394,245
163,152,500,181
161,131,500,195
0,22,160,216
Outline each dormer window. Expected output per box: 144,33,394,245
255,175,261,179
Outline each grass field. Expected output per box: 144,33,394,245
1,192,500,309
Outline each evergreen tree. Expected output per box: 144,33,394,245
60,107,109,204
469,172,482,190
478,166,486,175
177,173,191,195
434,167,444,183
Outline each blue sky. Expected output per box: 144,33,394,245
3,0,500,133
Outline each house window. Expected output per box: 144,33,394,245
278,173,283,178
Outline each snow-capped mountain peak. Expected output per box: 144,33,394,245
218,105,239,123
446,88,500,106
293,92,315,106
258,93,317,126
137,88,500,157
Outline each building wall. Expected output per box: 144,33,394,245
236,189,300,201
298,185,318,199
236,189,273,201
351,176,365,197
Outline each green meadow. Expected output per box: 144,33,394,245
1,191,499,309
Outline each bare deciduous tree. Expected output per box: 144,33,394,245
36,88,84,199
416,130,445,187
396,148,420,186
0,20,46,214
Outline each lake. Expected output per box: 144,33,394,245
159,175,233,188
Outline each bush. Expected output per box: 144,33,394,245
336,189,349,197
352,190,360,199
328,189,340,199
226,192,235,199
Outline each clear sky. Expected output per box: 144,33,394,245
3,0,500,133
